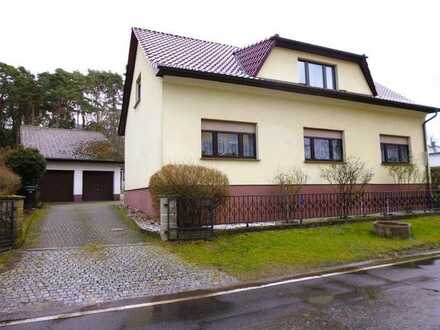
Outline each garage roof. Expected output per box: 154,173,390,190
19,126,123,163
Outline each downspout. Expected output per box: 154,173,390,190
423,111,438,191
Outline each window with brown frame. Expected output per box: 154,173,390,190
299,59,336,90
201,120,256,159
304,128,343,161
380,135,410,163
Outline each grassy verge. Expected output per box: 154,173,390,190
165,216,440,280
16,206,48,248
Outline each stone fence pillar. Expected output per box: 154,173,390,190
160,196,178,241
0,195,25,249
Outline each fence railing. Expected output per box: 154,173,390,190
176,190,440,227
0,199,15,252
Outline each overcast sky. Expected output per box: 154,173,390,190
1,0,439,139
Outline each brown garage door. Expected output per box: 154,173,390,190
83,171,114,201
40,170,74,202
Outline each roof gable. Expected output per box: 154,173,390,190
233,37,276,76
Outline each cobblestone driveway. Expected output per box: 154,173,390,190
25,202,145,248
0,203,236,320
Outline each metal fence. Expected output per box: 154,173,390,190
0,200,15,252
172,197,215,239
175,190,440,227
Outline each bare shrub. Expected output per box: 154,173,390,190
149,164,229,211
387,159,425,185
273,166,308,195
321,157,374,218
0,164,21,196
273,167,308,220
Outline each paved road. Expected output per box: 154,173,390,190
4,256,440,330
0,203,236,321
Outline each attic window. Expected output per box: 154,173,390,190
135,74,141,107
299,60,336,90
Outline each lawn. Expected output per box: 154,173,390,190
165,216,440,280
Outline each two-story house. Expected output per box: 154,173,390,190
119,28,438,215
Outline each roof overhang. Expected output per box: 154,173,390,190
118,31,138,136
46,158,124,164
156,65,438,114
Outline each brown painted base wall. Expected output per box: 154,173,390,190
124,184,427,217
124,188,157,216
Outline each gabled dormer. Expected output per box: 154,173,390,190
234,35,377,96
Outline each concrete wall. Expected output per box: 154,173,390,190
46,161,122,200
257,47,373,95
161,77,426,185
124,44,163,191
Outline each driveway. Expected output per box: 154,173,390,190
25,202,144,248
0,203,236,321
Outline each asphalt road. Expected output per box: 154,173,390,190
3,256,440,330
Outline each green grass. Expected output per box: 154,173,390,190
165,216,440,280
0,250,16,272
17,206,48,248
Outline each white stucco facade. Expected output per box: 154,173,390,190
123,44,429,192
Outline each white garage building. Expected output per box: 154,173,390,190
20,126,123,202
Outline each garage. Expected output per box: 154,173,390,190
40,170,74,202
82,171,114,201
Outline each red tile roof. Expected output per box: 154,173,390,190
133,27,243,76
119,28,437,135
234,36,276,76
132,27,410,103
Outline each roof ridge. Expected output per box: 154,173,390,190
21,125,105,134
132,27,239,49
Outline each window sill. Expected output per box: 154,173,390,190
304,160,345,164
201,157,260,161
381,162,410,166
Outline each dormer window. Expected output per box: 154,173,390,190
299,60,336,90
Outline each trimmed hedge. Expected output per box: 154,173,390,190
149,164,229,211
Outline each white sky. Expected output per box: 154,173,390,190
1,0,439,139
